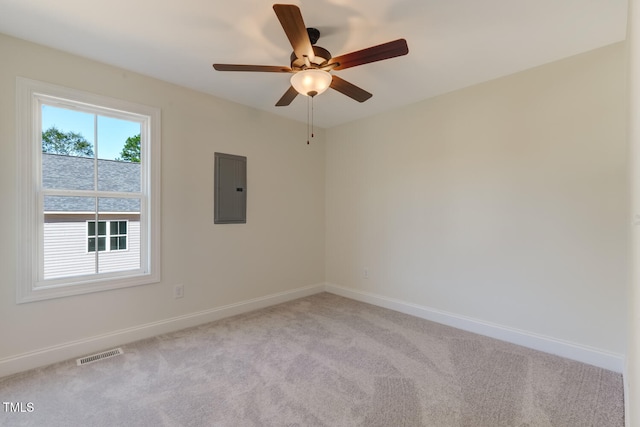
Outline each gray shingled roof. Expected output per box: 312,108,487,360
43,153,141,213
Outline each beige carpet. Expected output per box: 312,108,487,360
0,293,624,426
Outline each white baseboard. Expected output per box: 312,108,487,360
0,283,324,378
325,283,624,373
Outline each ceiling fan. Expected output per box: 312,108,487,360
213,4,409,106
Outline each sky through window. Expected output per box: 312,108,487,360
42,105,141,161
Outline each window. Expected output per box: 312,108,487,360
110,221,128,251
16,78,161,303
88,220,127,252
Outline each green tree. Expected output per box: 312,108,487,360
117,134,140,163
42,126,94,157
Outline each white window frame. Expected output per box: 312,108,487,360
16,77,161,303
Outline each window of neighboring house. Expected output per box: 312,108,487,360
110,221,128,251
16,77,161,303
88,220,127,252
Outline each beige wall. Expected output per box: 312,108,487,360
0,34,326,362
326,43,628,354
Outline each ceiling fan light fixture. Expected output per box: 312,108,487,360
290,69,332,97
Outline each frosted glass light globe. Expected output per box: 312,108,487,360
290,69,332,97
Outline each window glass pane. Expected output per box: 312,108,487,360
88,221,96,236
98,232,139,272
98,237,106,251
41,105,95,190
98,197,140,214
43,196,96,280
44,195,95,213
97,221,106,236
97,198,140,273
88,237,96,252
97,116,141,192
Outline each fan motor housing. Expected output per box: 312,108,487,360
290,46,332,70
307,27,320,45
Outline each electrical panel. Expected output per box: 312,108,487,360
214,152,246,224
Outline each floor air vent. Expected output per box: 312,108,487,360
76,348,123,366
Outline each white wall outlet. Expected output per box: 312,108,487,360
174,284,184,299
363,268,369,279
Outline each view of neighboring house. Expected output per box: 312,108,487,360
42,153,141,279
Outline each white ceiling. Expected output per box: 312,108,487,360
0,0,628,128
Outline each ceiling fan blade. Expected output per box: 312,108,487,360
276,86,299,106
329,39,409,71
330,75,372,103
213,64,292,72
273,4,315,62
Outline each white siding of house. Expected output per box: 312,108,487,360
43,219,140,280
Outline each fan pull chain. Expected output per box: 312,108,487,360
306,95,310,144
306,95,316,145
311,96,315,139
302,86,322,144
